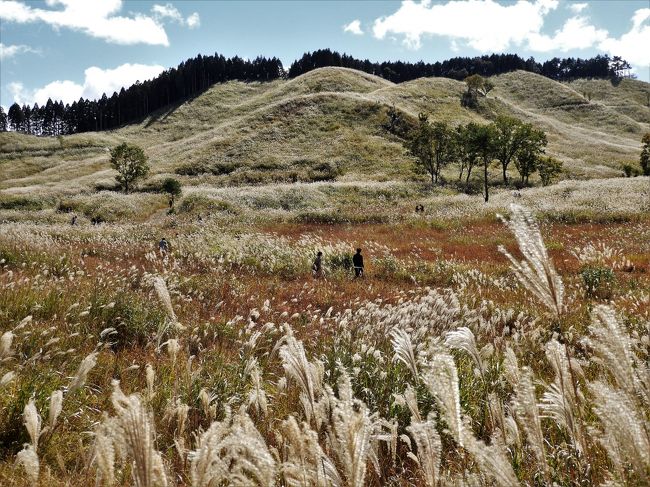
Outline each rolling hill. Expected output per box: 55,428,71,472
0,67,648,221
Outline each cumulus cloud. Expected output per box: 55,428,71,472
186,12,200,29
568,2,588,14
0,42,39,60
343,19,364,35
372,0,559,50
599,8,650,70
528,15,608,52
368,0,649,79
152,3,200,29
0,0,169,45
8,63,165,106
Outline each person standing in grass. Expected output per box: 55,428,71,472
312,251,323,279
353,248,364,278
159,237,169,256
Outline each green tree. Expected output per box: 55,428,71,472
430,121,457,184
464,74,494,97
455,124,479,189
0,106,7,132
466,122,497,202
514,128,547,185
493,116,534,184
461,74,494,109
538,156,563,186
110,142,149,193
406,113,436,185
641,132,650,176
162,177,182,207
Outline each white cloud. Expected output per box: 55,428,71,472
186,12,200,29
152,3,200,29
372,0,559,50
343,19,364,35
0,0,169,45
8,63,165,106
152,3,182,22
528,15,608,52
568,2,588,14
599,8,650,70
0,42,39,60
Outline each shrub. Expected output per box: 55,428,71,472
0,195,46,211
175,162,210,176
581,265,615,299
308,161,343,181
177,194,237,214
328,252,353,271
211,161,239,175
622,163,641,177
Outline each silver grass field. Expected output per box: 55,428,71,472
0,199,648,486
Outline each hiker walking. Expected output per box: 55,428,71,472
312,251,323,279
353,248,364,278
70,214,77,226
159,237,169,256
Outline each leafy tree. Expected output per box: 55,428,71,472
466,122,497,202
610,56,632,78
110,143,149,193
493,116,533,184
514,128,547,186
162,177,182,207
382,105,413,138
0,106,7,132
461,74,493,109
407,113,436,185
455,124,479,189
641,132,650,176
538,156,563,186
464,74,494,97
7,103,24,132
430,121,457,184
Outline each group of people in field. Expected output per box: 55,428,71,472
157,236,365,279
312,248,364,279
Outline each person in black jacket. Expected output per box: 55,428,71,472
353,248,364,278
312,251,323,279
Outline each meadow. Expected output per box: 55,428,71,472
0,190,649,485
1,66,649,486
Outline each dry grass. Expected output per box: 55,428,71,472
0,203,648,485
0,67,649,485
2,68,648,204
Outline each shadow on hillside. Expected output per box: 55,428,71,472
143,89,211,128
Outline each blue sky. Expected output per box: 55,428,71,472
0,0,648,109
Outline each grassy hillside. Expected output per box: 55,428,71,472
1,68,649,221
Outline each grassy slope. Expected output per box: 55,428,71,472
1,68,648,211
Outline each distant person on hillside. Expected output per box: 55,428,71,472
70,215,77,226
159,237,169,256
312,251,323,279
353,248,364,278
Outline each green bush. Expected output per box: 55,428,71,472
309,161,343,182
581,265,615,299
177,194,237,214
0,195,46,211
328,252,353,271
622,163,640,177
175,162,210,176
211,161,240,175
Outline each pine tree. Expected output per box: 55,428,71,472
0,106,7,132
